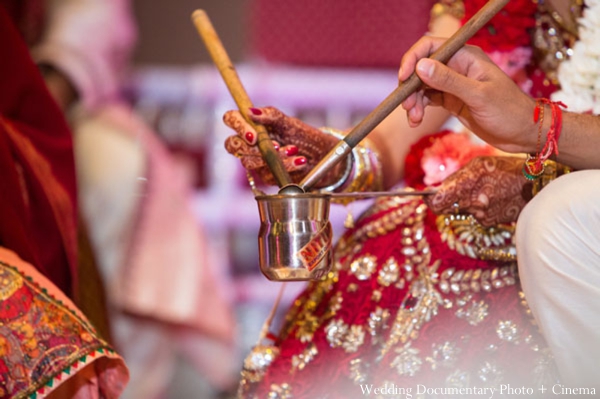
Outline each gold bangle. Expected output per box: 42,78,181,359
430,0,465,21
318,128,384,204
531,160,572,197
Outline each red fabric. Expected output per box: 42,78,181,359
0,5,78,297
403,130,453,190
250,0,436,68
243,202,548,398
463,0,537,52
0,0,45,46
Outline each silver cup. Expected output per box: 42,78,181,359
256,192,333,281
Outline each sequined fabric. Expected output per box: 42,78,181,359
531,0,583,86
238,0,581,397
239,196,558,398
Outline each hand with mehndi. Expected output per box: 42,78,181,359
223,106,347,187
424,156,531,227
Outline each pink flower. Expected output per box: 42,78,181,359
421,132,498,186
487,47,532,79
422,156,461,186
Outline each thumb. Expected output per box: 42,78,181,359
416,58,473,99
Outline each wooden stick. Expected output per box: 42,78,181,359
191,10,293,189
300,0,510,190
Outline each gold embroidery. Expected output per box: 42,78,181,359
455,296,490,326
0,267,23,300
324,319,366,353
380,259,443,358
267,383,292,399
438,264,518,295
350,255,377,280
368,307,391,345
349,359,369,385
426,341,462,371
240,345,280,384
496,320,521,344
436,214,517,261
291,343,318,372
390,343,423,377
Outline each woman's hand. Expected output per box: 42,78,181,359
223,106,346,187
424,156,532,227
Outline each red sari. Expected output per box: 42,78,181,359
0,2,78,298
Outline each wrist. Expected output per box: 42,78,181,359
522,98,545,153
317,128,384,202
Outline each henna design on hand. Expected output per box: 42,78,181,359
223,106,346,187
425,156,530,226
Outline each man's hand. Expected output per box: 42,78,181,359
399,36,538,155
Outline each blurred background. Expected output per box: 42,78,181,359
125,0,433,397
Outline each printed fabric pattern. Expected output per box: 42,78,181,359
0,248,127,399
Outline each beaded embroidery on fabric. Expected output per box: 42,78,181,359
532,0,583,85
237,196,559,398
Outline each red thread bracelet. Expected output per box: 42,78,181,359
523,99,567,180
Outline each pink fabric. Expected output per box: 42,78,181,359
31,0,137,112
93,104,235,342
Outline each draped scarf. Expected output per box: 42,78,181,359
0,4,78,297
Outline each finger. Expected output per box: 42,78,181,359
472,210,494,227
401,91,418,111
225,135,252,157
403,91,425,127
240,153,267,171
283,156,308,172
246,106,283,125
254,155,308,187
407,107,423,128
414,90,427,122
223,110,258,145
424,89,465,117
415,58,482,103
398,36,447,81
424,187,461,214
279,144,299,157
225,136,266,175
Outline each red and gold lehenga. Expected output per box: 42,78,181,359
238,0,582,397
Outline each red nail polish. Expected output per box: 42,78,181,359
249,108,262,115
285,146,298,156
272,142,280,150
294,157,307,166
245,132,255,143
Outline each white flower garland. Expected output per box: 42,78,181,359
552,0,600,114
